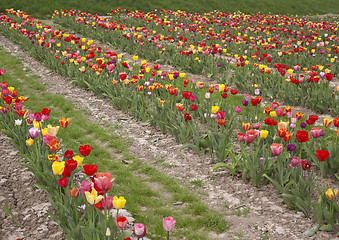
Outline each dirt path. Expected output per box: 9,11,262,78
0,131,64,240
0,35,337,239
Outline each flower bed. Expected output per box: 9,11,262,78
1,9,338,235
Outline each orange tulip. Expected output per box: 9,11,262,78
242,122,251,131
59,118,69,128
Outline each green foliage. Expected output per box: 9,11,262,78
1,0,339,18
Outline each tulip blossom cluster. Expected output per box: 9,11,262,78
1,8,338,233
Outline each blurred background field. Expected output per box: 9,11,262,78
1,0,339,18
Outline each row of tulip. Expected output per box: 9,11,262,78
0,69,180,239
0,10,338,233
51,9,339,115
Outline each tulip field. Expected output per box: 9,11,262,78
0,6,338,240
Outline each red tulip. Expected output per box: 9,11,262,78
296,131,310,142
263,118,277,126
316,150,330,161
182,91,192,99
230,89,238,95
301,160,312,170
83,165,97,176
66,159,78,172
116,217,128,229
334,118,339,127
64,150,74,159
184,112,192,122
190,104,198,111
79,145,93,156
58,177,69,188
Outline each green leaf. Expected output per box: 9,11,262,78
302,224,319,236
319,224,333,231
211,162,233,172
263,174,284,193
118,229,133,240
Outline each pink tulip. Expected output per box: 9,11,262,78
134,223,146,238
102,196,114,210
252,122,261,129
29,127,40,139
310,127,322,138
275,108,284,117
270,143,283,156
190,95,196,102
244,129,258,143
163,216,176,232
78,180,92,195
237,133,245,142
94,172,114,192
235,106,242,113
289,156,301,167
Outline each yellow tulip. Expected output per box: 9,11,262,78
323,118,333,127
179,73,185,78
325,188,338,200
260,130,268,139
26,138,34,146
85,189,104,205
33,121,41,129
141,60,147,65
132,55,138,61
52,161,65,175
113,196,126,209
211,106,219,114
218,84,225,92
74,155,84,167
287,69,294,75
41,128,47,135
270,111,277,117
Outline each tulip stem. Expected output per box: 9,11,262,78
167,231,170,240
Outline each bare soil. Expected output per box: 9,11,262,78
0,131,64,240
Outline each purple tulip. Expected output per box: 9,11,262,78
287,144,296,152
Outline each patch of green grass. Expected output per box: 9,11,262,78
1,0,338,18
232,205,250,217
0,46,230,239
191,178,204,187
